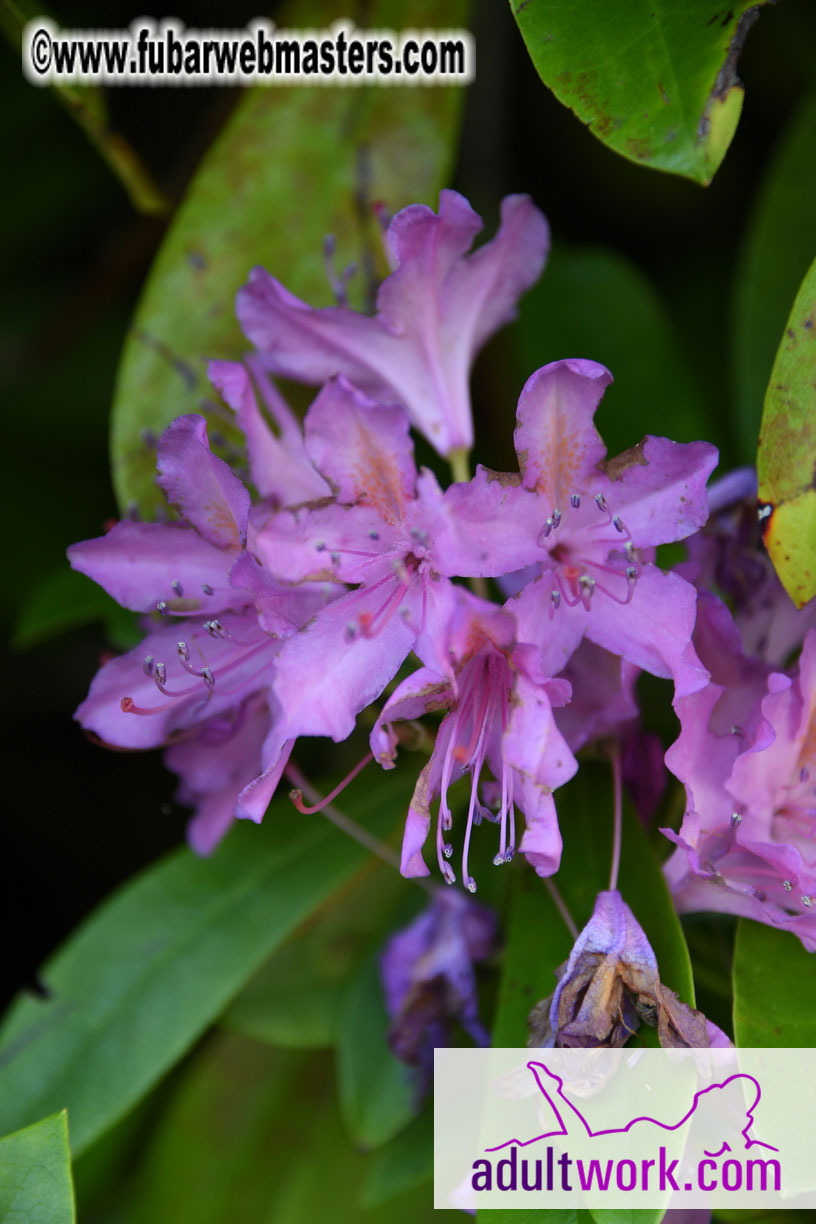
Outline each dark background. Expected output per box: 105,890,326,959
2,0,814,1011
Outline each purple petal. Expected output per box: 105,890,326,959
156,414,251,548
208,360,329,506
74,611,278,750
514,359,612,506
596,435,719,547
271,583,419,742
229,551,336,637
166,694,272,854
371,667,453,766
234,728,295,823
238,192,548,456
304,375,415,516
68,521,242,614
585,566,709,697
436,468,543,578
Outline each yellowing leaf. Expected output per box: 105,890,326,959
757,256,816,608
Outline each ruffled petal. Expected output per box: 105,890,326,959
595,435,718,547
238,192,548,456
514,359,612,507
304,375,415,518
156,414,251,547
208,359,329,506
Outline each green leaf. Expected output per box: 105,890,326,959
755,256,816,607
11,567,137,652
360,1105,433,1208
509,1,767,185
490,866,573,1048
511,244,706,459
0,769,414,1156
337,943,419,1149
96,1034,436,1224
0,1111,75,1224
733,919,816,1046
221,859,409,1049
731,91,816,459
110,0,466,516
105,1034,305,1224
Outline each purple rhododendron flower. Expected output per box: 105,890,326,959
663,604,816,950
371,588,577,888
470,358,717,693
380,888,497,1084
236,190,549,456
526,890,730,1048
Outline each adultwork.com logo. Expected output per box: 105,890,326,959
474,1061,780,1196
434,1048,813,1210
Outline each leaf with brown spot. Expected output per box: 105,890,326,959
509,0,768,185
757,256,816,608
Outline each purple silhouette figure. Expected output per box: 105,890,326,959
486,1061,779,1155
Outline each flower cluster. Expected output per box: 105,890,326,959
663,510,816,947
70,190,719,896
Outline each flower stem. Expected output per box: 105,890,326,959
544,877,579,940
608,745,623,893
285,761,436,893
448,447,471,485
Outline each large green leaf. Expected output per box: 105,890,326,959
731,92,816,458
733,919,816,1047
756,257,816,607
337,943,420,1149
0,769,414,1156
511,244,706,460
103,1035,305,1224
509,1,767,185
0,1111,75,1224
110,0,466,516
88,1034,435,1224
220,858,409,1049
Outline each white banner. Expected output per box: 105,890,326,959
434,1048,816,1210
